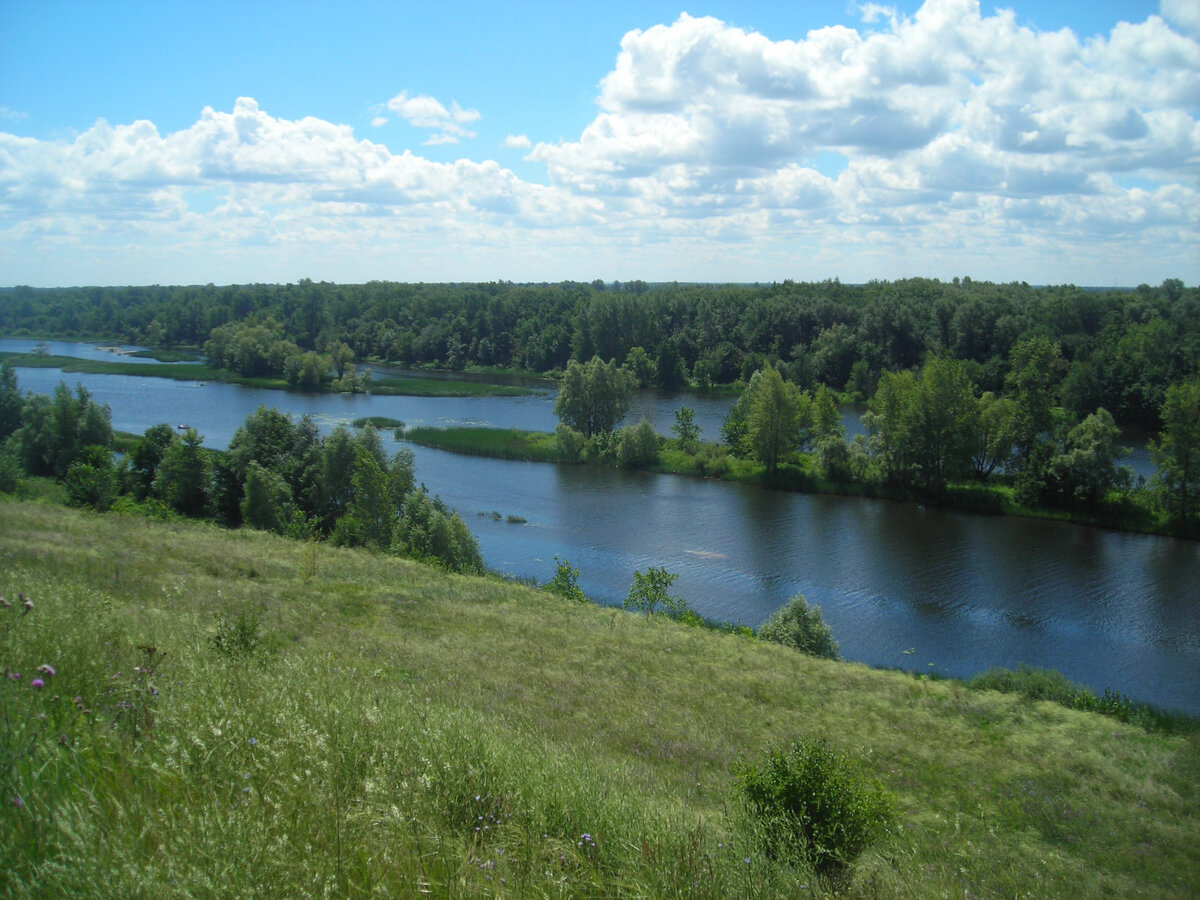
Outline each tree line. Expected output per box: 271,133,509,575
0,364,483,573
2,276,1195,430
548,352,1200,535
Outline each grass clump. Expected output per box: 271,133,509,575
738,737,894,881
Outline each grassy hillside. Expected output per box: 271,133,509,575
1,498,1197,898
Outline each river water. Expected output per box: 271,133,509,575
5,340,1198,714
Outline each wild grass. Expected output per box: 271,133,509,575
1,498,1198,898
403,426,562,461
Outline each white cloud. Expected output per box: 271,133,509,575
384,90,480,139
0,106,27,121
1162,0,1200,36
371,116,388,128
1,2,1198,285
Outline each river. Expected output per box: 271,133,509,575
5,339,1198,714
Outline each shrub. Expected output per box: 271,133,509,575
623,567,688,618
737,737,894,878
758,593,840,660
617,418,660,469
555,424,585,462
545,556,586,603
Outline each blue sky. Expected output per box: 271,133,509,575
1,0,1196,286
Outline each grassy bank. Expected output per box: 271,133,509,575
0,352,531,398
1,498,1197,898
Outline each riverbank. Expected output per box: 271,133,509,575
401,425,1191,540
2,497,1197,897
0,351,532,398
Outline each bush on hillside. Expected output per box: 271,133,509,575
738,736,894,879
757,593,839,660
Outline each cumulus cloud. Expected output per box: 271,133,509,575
1,1,1197,285
1162,0,1200,36
382,90,481,143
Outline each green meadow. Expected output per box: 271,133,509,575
2,498,1197,898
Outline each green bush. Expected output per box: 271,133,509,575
757,593,840,660
545,556,586,603
738,737,894,878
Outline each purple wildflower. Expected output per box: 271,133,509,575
31,678,44,689
37,665,56,677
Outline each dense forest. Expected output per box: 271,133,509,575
2,277,1196,431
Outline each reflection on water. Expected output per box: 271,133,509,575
8,345,1199,714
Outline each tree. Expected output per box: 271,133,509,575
970,392,1018,480
0,362,22,443
155,428,209,516
546,556,586,602
623,566,687,618
65,445,118,512
553,356,635,438
1151,378,1200,527
392,488,484,574
241,461,296,533
623,346,656,388
671,406,700,453
906,356,977,490
12,382,113,478
1043,408,1126,511
332,442,396,549
747,364,803,473
129,423,177,499
1005,335,1063,468
617,418,660,468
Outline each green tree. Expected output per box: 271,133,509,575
332,442,396,549
747,364,803,473
970,392,1018,480
623,566,687,618
241,460,296,533
12,382,113,478
671,406,700,453
553,356,635,438
546,556,586,602
1151,378,1200,526
155,428,209,516
392,488,483,573
1043,408,1126,511
64,445,118,512
0,362,22,444
129,423,177,499
623,346,657,388
1005,335,1064,468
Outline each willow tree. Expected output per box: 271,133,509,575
553,356,635,438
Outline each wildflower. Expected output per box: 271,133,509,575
6,672,18,681
58,733,69,746
37,664,56,678
22,595,33,612
31,678,44,689
247,737,257,745
11,796,23,808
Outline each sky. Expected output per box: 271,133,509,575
1,0,1197,287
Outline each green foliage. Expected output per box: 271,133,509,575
154,428,209,516
968,664,1194,734
671,405,700,452
553,355,635,438
1151,377,1200,528
64,445,118,512
757,593,840,660
0,362,21,444
747,364,803,473
393,489,484,574
617,417,660,469
623,566,688,618
240,460,296,534
209,601,271,659
737,737,895,878
545,556,586,602
0,448,20,494
11,382,113,479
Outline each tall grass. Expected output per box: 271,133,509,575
2,498,1198,898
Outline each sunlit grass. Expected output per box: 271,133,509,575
1,498,1197,898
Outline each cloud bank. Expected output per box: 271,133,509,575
1,0,1196,285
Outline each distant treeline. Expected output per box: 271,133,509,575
2,276,1196,429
